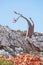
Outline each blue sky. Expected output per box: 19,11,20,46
0,0,43,32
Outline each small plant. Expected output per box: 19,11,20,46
0,58,5,65
0,58,14,65
2,61,14,65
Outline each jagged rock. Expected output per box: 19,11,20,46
0,49,12,58
0,25,43,58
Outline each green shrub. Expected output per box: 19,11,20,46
0,58,5,65
0,58,14,65
2,61,14,65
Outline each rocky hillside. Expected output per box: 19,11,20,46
0,25,43,58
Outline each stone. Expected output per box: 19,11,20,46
0,25,43,58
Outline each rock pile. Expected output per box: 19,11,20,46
0,25,43,58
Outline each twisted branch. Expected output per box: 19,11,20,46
13,11,34,37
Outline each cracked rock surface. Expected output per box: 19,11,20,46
0,25,43,58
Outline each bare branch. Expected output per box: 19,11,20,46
13,10,34,37
14,11,31,25
29,17,34,26
13,16,21,23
